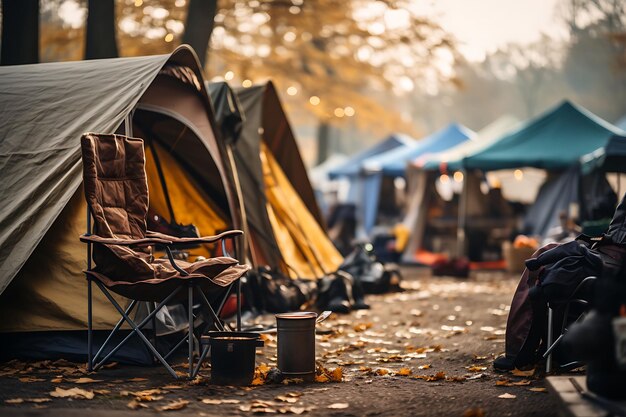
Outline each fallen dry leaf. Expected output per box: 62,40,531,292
18,377,46,383
330,367,343,382
5,398,24,404
467,366,487,372
498,393,517,399
127,378,148,382
49,387,95,400
463,407,485,417
327,403,349,409
276,395,298,403
395,368,412,376
158,399,189,411
375,368,390,376
287,406,306,414
201,398,241,405
161,384,183,389
315,374,330,383
417,364,431,370
529,387,547,393
127,400,149,410
511,368,535,377
72,377,103,384
251,376,266,386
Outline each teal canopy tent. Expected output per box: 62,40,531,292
460,101,622,171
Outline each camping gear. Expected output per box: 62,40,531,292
204,331,263,385
0,46,245,363
340,242,402,294
80,133,249,378
276,312,318,381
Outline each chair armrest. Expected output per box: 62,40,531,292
80,234,173,246
146,229,244,244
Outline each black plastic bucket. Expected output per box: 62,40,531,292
205,331,263,385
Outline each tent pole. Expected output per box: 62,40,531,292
456,170,468,258
226,144,254,266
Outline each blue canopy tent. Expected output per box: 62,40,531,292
359,123,474,234
328,133,415,180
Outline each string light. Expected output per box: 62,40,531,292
164,33,174,42
287,86,298,95
334,108,345,117
134,0,143,6
514,169,524,181
224,71,234,81
453,171,464,182
242,79,252,88
440,174,450,184
344,106,355,117
309,96,320,105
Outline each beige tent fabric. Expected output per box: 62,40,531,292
145,142,228,259
261,144,343,279
0,189,125,332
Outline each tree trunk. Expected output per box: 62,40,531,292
316,122,331,165
182,0,218,68
85,0,118,60
1,0,39,65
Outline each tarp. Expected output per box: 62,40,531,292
462,101,622,171
0,47,239,361
328,133,415,179
417,116,519,171
362,123,474,177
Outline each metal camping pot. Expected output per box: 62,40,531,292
276,312,318,381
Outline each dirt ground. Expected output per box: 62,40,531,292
0,267,567,417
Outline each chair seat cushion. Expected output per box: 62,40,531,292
86,256,250,301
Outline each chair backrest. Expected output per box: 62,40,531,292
81,133,149,240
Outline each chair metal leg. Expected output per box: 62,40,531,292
87,277,93,372
546,307,554,373
237,277,242,332
93,300,138,363
188,284,194,379
93,283,180,378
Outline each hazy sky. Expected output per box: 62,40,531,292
426,0,567,61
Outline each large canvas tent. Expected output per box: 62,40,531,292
208,82,342,279
0,46,241,361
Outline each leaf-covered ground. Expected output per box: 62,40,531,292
0,268,567,416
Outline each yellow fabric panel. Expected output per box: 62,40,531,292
145,143,228,258
0,189,127,332
261,143,343,279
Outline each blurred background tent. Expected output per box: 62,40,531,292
358,123,475,235
0,46,241,362
402,116,521,264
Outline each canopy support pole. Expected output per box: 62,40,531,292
456,170,468,258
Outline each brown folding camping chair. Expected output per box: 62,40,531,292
80,132,249,378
